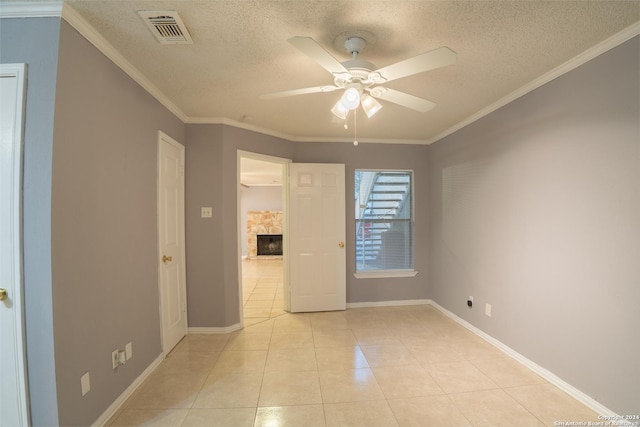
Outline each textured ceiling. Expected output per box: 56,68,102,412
35,1,640,143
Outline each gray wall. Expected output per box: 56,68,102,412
0,17,61,426
184,127,431,328
185,125,295,327
50,21,185,426
427,36,639,413
240,186,283,257
184,124,226,326
4,13,637,424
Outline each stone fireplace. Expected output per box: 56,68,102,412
247,210,283,258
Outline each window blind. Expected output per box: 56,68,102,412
355,170,414,271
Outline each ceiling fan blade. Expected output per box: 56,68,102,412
288,36,349,75
260,85,339,100
371,87,436,113
371,47,456,83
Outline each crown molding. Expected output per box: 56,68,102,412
186,116,296,141
185,117,429,145
60,3,189,122
425,21,640,145
0,1,62,18
293,136,429,145
5,3,637,146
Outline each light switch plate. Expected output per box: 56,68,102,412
201,207,213,218
485,303,492,317
125,342,133,360
81,372,91,396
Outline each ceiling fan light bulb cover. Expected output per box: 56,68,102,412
331,100,348,120
341,88,360,110
361,94,382,118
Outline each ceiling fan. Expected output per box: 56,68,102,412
260,36,457,120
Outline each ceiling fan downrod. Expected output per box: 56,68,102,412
344,37,366,59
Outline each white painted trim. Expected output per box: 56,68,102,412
91,354,164,427
157,132,188,353
0,1,62,18
216,21,637,146
188,325,242,334
34,3,637,147
188,117,428,145
354,270,418,279
1,63,29,427
427,300,618,417
237,150,293,165
60,4,188,122
237,152,245,330
293,136,429,145
236,150,292,319
190,117,295,142
347,299,430,308
425,21,640,145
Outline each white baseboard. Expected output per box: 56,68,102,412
427,300,617,417
92,354,164,426
188,323,242,334
346,299,430,309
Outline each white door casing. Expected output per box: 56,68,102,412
289,163,346,312
237,151,291,322
0,64,29,426
157,132,187,353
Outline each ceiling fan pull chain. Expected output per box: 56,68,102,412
353,109,359,146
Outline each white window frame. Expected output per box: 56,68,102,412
353,169,418,279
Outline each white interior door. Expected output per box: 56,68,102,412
0,64,29,426
158,132,187,353
289,163,346,312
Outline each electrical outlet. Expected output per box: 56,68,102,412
112,349,119,369
81,372,91,396
125,342,133,360
485,303,492,317
112,348,126,369
467,296,473,308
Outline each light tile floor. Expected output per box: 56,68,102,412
108,259,601,426
241,258,286,326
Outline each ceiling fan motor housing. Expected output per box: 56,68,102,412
337,36,383,87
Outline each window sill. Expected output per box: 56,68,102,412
353,270,419,279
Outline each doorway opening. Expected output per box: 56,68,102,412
237,151,290,327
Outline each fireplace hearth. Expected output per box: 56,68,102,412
257,235,283,256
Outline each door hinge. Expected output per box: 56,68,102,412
180,165,185,177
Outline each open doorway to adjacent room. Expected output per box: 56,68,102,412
238,151,289,326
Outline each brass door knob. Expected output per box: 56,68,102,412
0,288,7,301
338,242,345,248
162,255,173,263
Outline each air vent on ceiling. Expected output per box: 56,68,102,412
138,11,193,44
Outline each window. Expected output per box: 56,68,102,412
354,170,415,277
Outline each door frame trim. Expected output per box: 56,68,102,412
237,150,291,326
156,131,187,353
1,63,29,426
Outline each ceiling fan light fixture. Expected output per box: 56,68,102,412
331,99,348,120
361,94,382,118
341,87,360,110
